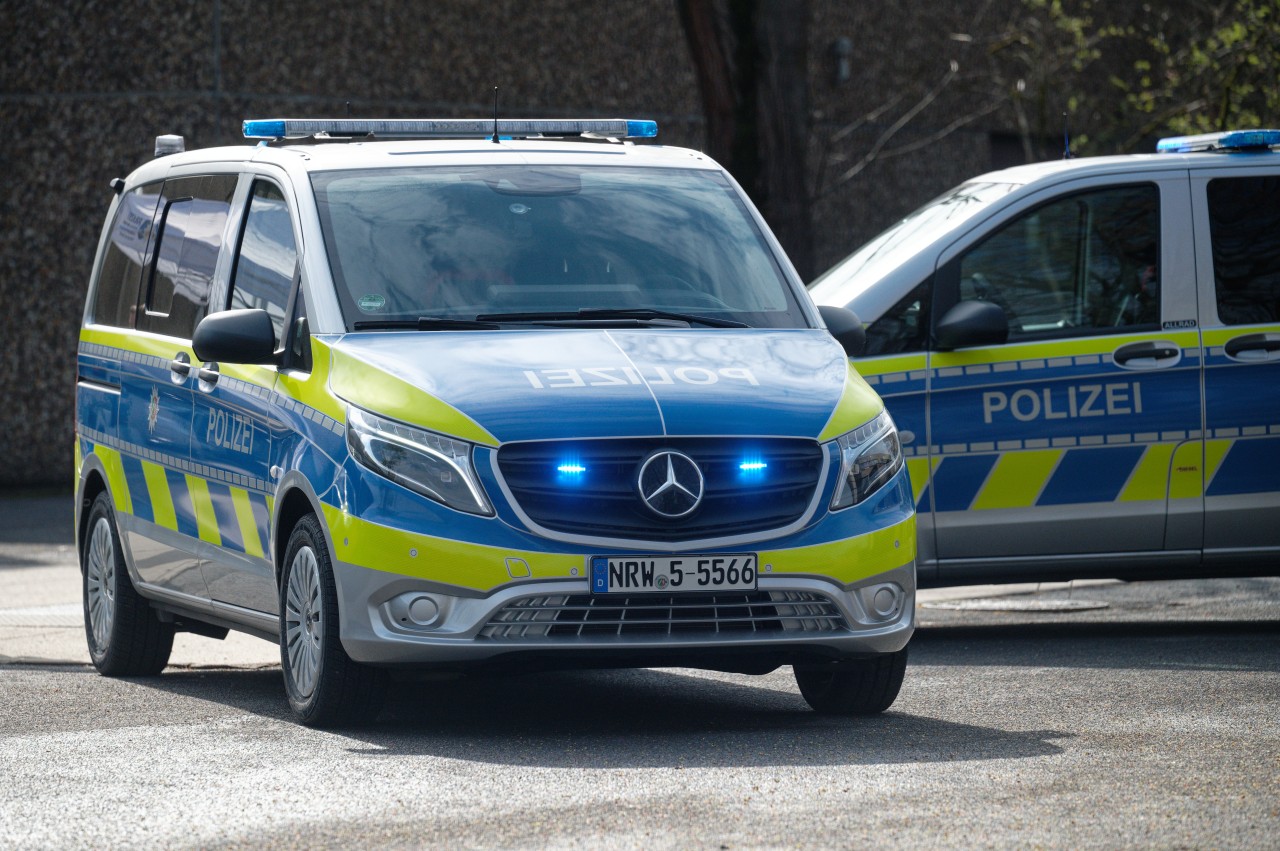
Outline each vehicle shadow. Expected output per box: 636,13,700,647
911,619,1280,673
124,664,1070,769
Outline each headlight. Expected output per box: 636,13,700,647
830,410,903,510
346,406,493,516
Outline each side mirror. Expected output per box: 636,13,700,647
934,300,1008,350
818,304,866,358
193,308,278,364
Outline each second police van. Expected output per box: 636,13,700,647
76,118,915,726
811,129,1280,587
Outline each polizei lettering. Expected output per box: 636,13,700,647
982,382,1143,424
206,408,254,454
523,366,760,389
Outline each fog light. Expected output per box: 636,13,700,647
408,596,439,625
385,592,445,630
873,587,899,617
858,582,904,621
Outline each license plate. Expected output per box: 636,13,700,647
590,554,758,593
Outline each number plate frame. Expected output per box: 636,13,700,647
590,554,758,594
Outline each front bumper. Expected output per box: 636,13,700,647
332,558,916,670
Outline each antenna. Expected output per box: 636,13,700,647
492,87,500,144
1063,110,1074,159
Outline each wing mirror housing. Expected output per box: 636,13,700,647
193,308,279,365
934,300,1009,351
818,305,867,358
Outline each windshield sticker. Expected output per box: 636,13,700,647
358,294,386,312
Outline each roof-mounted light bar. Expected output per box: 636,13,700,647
1156,129,1280,154
242,118,658,141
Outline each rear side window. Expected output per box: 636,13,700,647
229,180,298,343
136,175,237,339
92,183,162,327
956,184,1160,341
1208,176,1280,325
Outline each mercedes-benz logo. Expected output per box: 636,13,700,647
637,450,704,519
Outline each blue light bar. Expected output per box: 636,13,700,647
1156,129,1280,153
739,461,768,472
243,118,659,141
557,464,587,475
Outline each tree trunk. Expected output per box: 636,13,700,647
676,0,814,280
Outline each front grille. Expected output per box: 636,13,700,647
479,591,847,640
496,437,826,541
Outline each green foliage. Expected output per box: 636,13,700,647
1032,0,1280,152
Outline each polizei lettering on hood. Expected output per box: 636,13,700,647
523,366,761,389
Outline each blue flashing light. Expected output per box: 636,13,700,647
242,117,659,141
626,120,659,139
243,119,286,139
1157,129,1280,153
557,464,587,475
739,461,768,472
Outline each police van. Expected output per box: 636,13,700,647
75,118,915,725
810,129,1280,587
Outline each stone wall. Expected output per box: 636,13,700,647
0,0,1011,486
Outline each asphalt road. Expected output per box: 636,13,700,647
2,572,1278,849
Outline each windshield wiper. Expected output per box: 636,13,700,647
474,308,749,329
352,317,501,331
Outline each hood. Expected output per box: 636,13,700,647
328,329,879,445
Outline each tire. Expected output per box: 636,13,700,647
279,514,387,727
82,492,175,676
794,646,908,715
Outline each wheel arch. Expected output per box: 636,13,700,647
270,472,337,589
76,457,112,568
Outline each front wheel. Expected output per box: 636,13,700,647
279,514,387,727
794,646,908,715
82,492,174,676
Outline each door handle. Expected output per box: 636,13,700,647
196,362,220,388
1113,340,1181,367
169,352,191,382
1224,332,1280,361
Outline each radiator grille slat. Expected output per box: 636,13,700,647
480,591,847,640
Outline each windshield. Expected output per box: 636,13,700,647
311,165,809,329
808,181,1018,303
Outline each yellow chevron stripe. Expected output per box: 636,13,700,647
93,446,133,516
971,449,1061,510
1119,443,1176,502
141,461,178,530
905,456,938,506
1170,442,1204,500
1203,439,1233,490
185,475,222,545
230,487,265,559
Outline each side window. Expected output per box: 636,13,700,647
1208,175,1280,325
863,280,931,356
956,184,1160,341
91,183,162,327
136,175,237,339
229,180,298,342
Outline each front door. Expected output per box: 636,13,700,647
922,176,1203,577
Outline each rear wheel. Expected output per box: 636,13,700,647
82,492,174,676
794,646,908,715
280,514,387,727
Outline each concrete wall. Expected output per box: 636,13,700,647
0,0,1010,486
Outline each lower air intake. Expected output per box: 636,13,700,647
479,591,847,640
